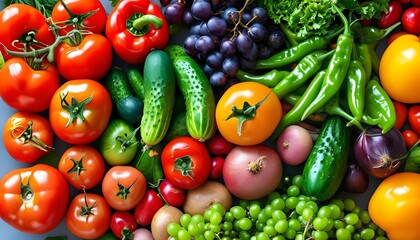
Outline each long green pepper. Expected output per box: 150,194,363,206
235,69,290,88
301,4,353,120
346,59,367,127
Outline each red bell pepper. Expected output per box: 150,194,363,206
105,0,170,64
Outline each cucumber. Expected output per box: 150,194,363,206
173,55,216,142
126,67,145,100
105,67,143,124
302,115,350,202
131,143,164,186
164,44,188,62
163,111,189,143
141,50,176,147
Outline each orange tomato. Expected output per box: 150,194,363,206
368,172,420,240
215,82,282,146
379,34,420,103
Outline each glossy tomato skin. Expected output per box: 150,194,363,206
206,133,236,156
0,164,70,234
0,58,60,113
3,112,54,163
377,1,403,29
393,100,408,130
162,136,211,190
158,179,186,207
51,0,107,35
0,4,55,60
66,193,111,239
379,34,420,103
49,79,112,145
408,105,420,136
134,189,165,226
209,156,225,179
110,211,138,239
58,145,105,190
412,0,420,7
401,7,420,35
402,129,419,148
102,166,147,211
55,34,113,81
215,82,282,146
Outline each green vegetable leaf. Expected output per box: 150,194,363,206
3,0,59,18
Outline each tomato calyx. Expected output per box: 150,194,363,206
79,190,97,217
66,151,88,179
60,91,93,127
20,179,34,202
55,0,100,31
174,156,194,178
116,126,141,151
116,177,138,200
8,117,54,152
126,13,163,37
121,227,134,240
225,91,271,136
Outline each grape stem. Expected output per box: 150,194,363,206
228,0,257,38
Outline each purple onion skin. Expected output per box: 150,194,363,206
354,127,407,178
342,161,369,193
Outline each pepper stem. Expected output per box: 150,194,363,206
127,14,163,37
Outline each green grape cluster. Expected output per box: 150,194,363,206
166,175,388,240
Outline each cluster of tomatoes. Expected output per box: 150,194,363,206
377,0,420,35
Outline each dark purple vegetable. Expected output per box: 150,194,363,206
342,161,369,193
354,127,407,178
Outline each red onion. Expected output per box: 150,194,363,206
342,161,369,193
354,127,407,178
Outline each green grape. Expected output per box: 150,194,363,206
285,196,299,210
345,224,355,234
366,221,378,231
255,219,265,232
360,228,375,240
344,213,359,225
271,198,286,210
209,223,221,233
210,203,226,216
167,222,183,237
306,201,319,214
353,232,362,240
272,209,287,221
334,219,345,229
295,233,305,240
204,230,215,240
239,230,251,240
220,237,232,240
287,185,300,197
257,211,269,223
204,209,214,221
313,217,329,231
210,212,223,225
249,203,262,219
295,200,308,215
312,230,329,240
288,218,302,231
374,236,388,240
274,219,289,234
302,207,314,221
266,218,275,226
292,174,303,188
178,229,192,240
329,204,342,219
222,221,233,231
351,206,362,215
256,232,270,240
263,225,277,237
191,214,205,224
239,199,250,209
298,195,310,202
180,214,192,228
231,206,246,219
343,199,356,212
267,191,282,203
198,222,206,233
336,228,352,240
329,199,345,210
224,212,235,222
317,206,332,218
168,237,178,240
285,228,296,239
187,223,201,237
272,236,286,240
238,217,253,231
325,219,334,231
359,210,371,224
376,228,386,236
264,204,274,217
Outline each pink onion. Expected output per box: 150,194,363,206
223,144,283,200
276,125,313,166
354,127,407,178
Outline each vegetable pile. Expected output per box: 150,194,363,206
1,0,420,239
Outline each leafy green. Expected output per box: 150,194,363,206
3,0,59,18
258,0,390,40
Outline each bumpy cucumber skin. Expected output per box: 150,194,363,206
105,67,132,104
173,55,216,142
302,116,350,202
141,50,176,147
126,68,145,100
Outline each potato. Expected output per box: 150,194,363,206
151,205,183,240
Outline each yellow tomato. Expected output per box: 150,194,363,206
379,34,420,103
215,82,282,146
368,172,420,240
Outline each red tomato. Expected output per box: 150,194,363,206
158,179,186,207
393,100,409,130
209,156,225,179
102,166,147,211
401,7,420,35
408,105,420,136
0,58,60,113
0,4,55,60
206,133,235,156
396,0,410,3
66,192,111,239
0,164,70,234
3,112,54,163
161,136,211,190
110,211,138,239
377,1,403,29
402,129,420,148
55,34,113,81
134,189,165,226
49,79,112,145
412,0,420,7
58,145,105,190
51,0,107,35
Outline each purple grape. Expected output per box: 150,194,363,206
241,42,258,61
266,30,286,50
221,7,239,25
241,11,253,24
239,56,256,71
251,7,268,24
182,9,195,26
183,34,200,57
206,51,224,68
257,43,273,59
235,33,253,55
207,16,228,37
191,0,212,20
203,64,217,77
248,23,267,42
222,56,239,77
220,39,236,57
195,35,216,54
209,71,228,87
189,21,202,35
164,2,185,24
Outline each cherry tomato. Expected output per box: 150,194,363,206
377,1,403,29
110,211,138,240
134,189,165,226
412,0,420,7
58,145,105,190
408,105,420,136
0,58,60,113
3,112,54,164
393,100,408,130
66,192,111,239
402,7,420,35
209,156,225,179
49,79,112,145
206,133,235,156
158,179,186,207
402,129,420,148
215,82,282,146
55,34,113,81
0,164,70,234
161,136,211,190
102,166,147,211
51,0,107,35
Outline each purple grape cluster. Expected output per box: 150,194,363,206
162,0,286,88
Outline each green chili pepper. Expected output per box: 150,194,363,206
321,93,364,130
346,59,367,126
282,92,301,106
272,49,334,99
235,69,290,88
362,78,396,134
279,22,306,47
301,5,353,120
255,26,342,70
353,22,401,44
355,43,372,81
367,42,380,76
269,70,326,142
